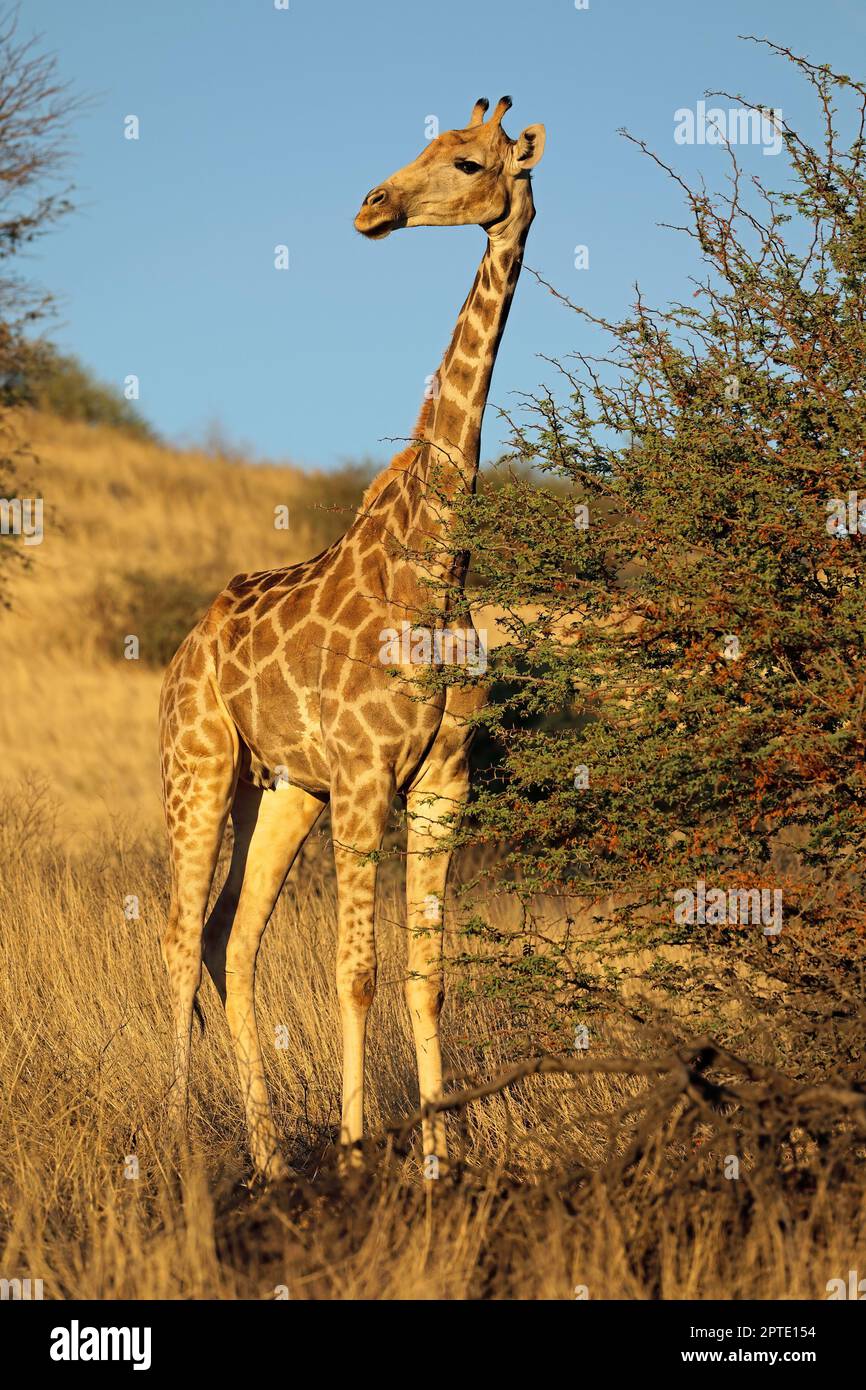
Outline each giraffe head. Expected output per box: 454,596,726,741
354,96,545,241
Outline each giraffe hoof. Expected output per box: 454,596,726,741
251,1150,293,1185
336,1142,366,1177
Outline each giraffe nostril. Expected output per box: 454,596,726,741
366,187,387,207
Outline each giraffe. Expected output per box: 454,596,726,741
159,95,545,1180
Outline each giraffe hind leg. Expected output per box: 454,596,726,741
168,740,325,1182
212,779,325,1180
201,793,250,1005
161,711,238,1141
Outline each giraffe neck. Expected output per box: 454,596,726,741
355,178,536,609
423,178,535,497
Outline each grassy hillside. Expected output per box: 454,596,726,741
0,409,369,845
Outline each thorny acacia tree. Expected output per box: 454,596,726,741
411,42,866,1038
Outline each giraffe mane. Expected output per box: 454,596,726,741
360,396,432,510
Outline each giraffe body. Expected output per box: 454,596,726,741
159,96,545,1178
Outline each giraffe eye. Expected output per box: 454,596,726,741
454,159,483,174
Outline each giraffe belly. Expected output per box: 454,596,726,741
224,677,331,797
229,685,444,799
246,743,330,796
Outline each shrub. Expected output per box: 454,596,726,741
0,9,81,594
92,569,215,667
14,343,157,440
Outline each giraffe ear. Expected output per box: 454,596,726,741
512,124,546,170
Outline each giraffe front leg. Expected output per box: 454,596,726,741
330,775,393,1161
405,776,468,1175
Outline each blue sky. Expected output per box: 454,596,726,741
25,0,866,470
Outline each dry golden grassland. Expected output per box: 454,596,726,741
1,412,864,1300
0,410,360,845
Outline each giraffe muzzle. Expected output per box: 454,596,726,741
354,185,407,239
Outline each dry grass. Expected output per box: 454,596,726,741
1,808,863,1300
1,412,864,1300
